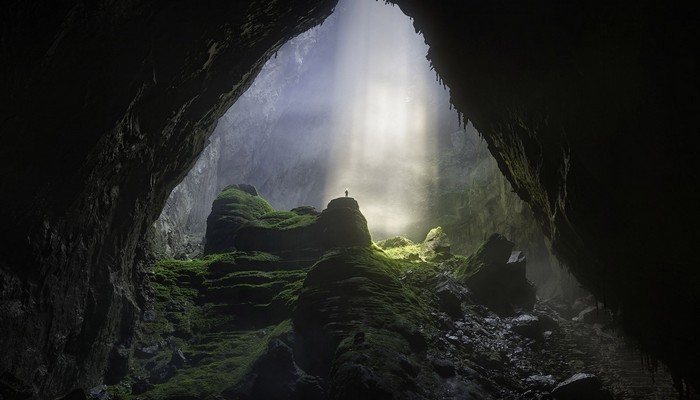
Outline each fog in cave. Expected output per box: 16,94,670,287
160,0,460,241
157,0,568,300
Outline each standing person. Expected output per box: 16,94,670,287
345,188,349,197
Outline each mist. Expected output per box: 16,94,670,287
322,0,440,238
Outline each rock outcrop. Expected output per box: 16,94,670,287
203,184,274,255
456,234,537,315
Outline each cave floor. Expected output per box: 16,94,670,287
106,247,679,400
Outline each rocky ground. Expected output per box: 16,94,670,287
102,187,679,400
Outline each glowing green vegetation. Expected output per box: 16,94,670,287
376,236,421,261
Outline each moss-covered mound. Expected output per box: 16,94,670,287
294,248,428,358
116,251,311,399
235,197,371,253
203,184,274,255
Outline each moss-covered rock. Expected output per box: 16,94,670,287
203,184,274,255
420,226,451,261
118,250,314,399
235,197,371,253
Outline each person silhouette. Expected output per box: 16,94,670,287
345,189,349,197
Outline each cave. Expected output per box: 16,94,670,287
1,1,699,399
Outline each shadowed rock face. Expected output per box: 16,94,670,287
1,0,699,396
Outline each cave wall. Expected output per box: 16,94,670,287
2,0,699,396
388,0,700,389
0,1,337,397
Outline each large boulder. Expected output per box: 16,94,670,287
203,184,274,255
455,234,536,315
419,226,451,261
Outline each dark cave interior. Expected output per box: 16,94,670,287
1,0,699,399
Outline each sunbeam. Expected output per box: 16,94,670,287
324,0,440,239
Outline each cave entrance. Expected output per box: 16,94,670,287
159,0,469,241
155,0,563,298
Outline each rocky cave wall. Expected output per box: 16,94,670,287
387,0,700,391
1,0,699,397
0,1,337,397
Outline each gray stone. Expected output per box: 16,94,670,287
552,373,612,400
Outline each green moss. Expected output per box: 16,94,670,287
376,235,415,249
255,210,317,230
114,249,314,400
140,321,293,400
214,187,274,220
382,243,422,261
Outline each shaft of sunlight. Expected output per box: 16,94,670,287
324,0,437,239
